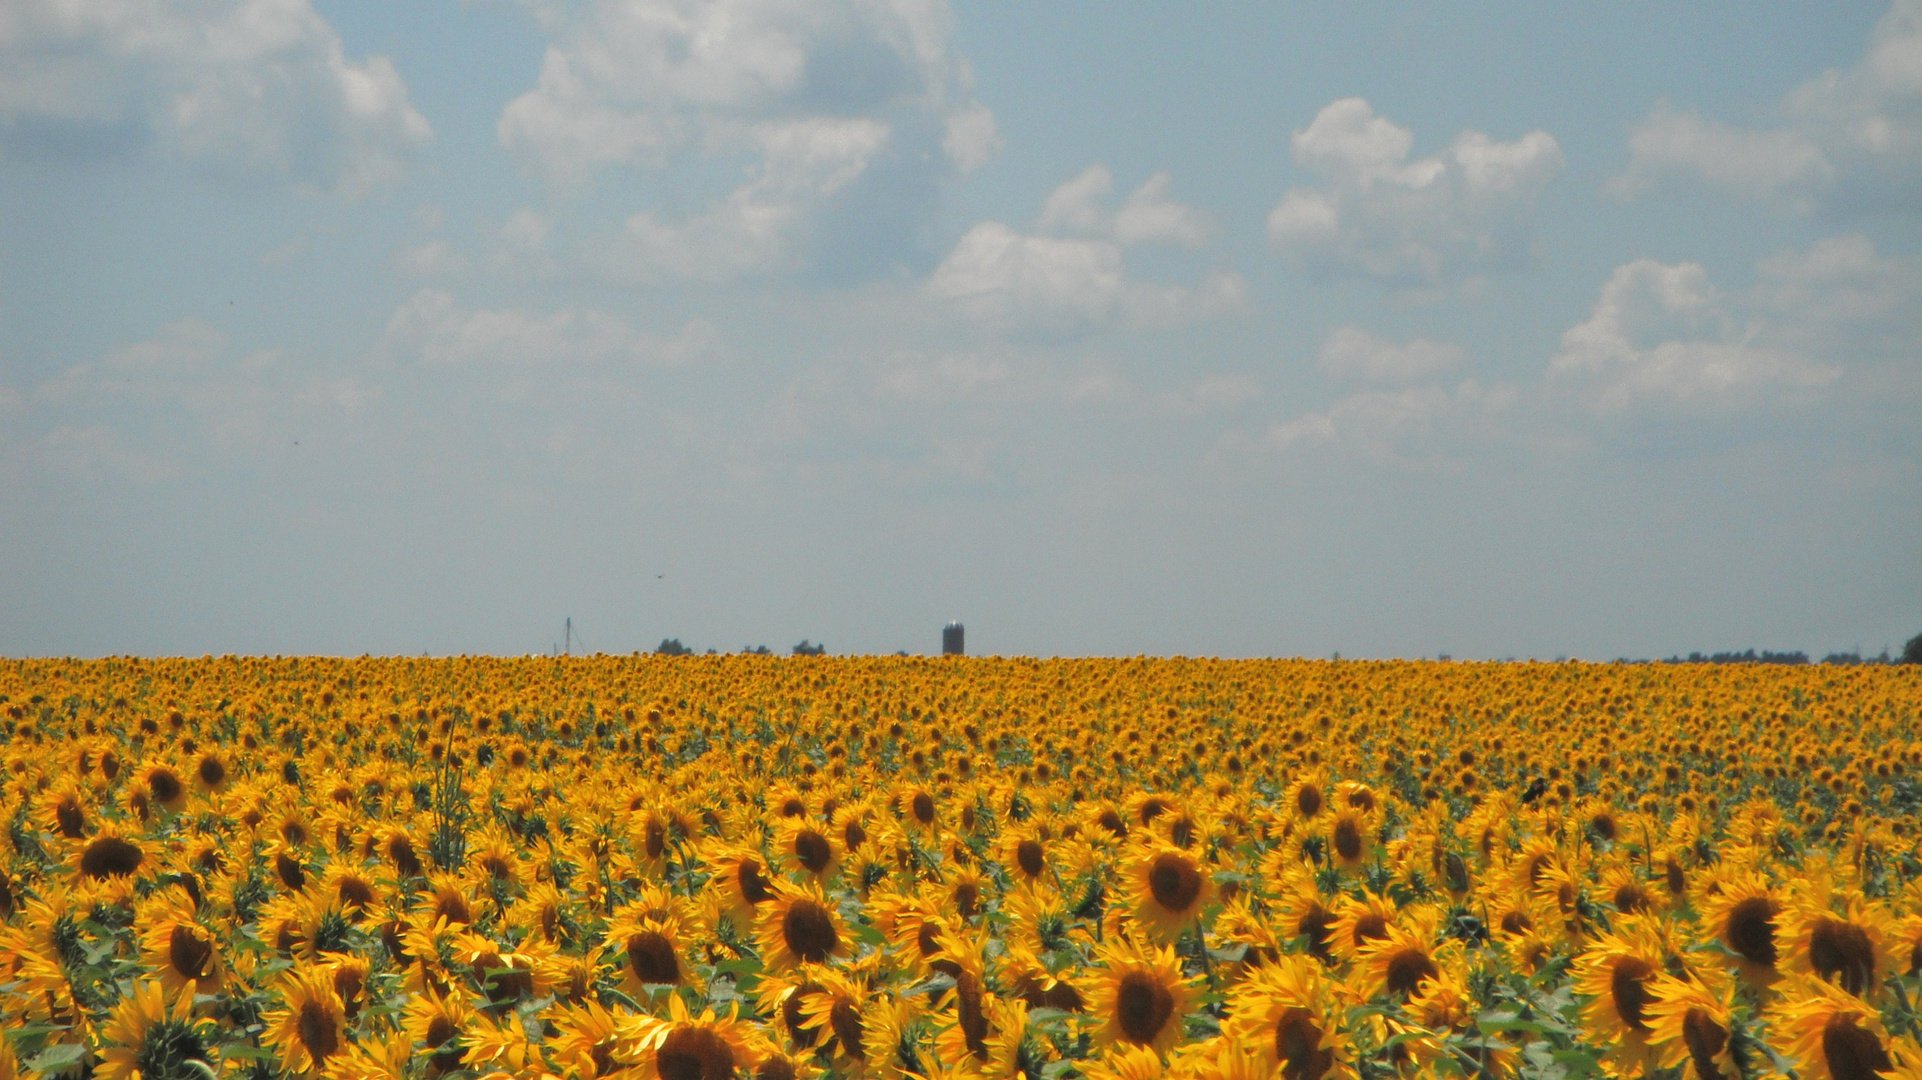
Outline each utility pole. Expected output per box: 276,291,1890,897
565,617,573,656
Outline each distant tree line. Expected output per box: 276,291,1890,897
654,639,827,657
1656,632,1922,666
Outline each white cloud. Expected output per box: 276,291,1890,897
927,221,1245,335
374,289,718,367
497,0,994,280
0,0,430,194
1266,98,1563,286
1318,326,1464,385
1037,165,1211,248
1616,0,1922,210
1259,379,1518,461
394,239,468,278
1549,259,1840,414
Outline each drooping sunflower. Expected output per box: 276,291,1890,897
755,881,850,971
1323,805,1374,872
1269,868,1337,964
1220,953,1354,1080
39,783,90,840
1775,974,1895,1080
1644,972,1740,1080
97,980,214,1080
1082,937,1200,1057
263,965,350,1076
1124,843,1213,943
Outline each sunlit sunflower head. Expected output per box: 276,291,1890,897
1284,773,1328,827
1781,887,1895,999
1645,972,1740,1080
40,783,90,840
1001,826,1053,888
1324,807,1372,872
608,906,692,993
1221,953,1353,1080
1083,937,1200,1057
755,881,849,971
71,824,149,884
138,908,224,995
401,987,475,1077
1001,942,1087,1013
1777,974,1895,1080
1696,872,1782,988
622,994,766,1080
97,979,212,1080
707,845,778,927
1570,929,1665,1074
1269,869,1337,965
263,965,350,1076
1326,890,1398,965
1124,843,1214,943
1079,1043,1167,1080
776,816,844,881
1354,918,1448,1003
547,999,627,1080
139,762,191,814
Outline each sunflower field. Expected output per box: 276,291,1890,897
2,656,1921,1080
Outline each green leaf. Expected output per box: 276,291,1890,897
26,1043,88,1074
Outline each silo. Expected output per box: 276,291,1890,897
942,622,965,656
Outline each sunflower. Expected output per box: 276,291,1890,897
1124,843,1213,943
97,980,213,1080
708,846,779,928
1324,806,1373,872
40,783,90,840
775,817,843,881
1001,943,1086,1012
1001,826,1053,889
756,881,850,971
1570,928,1666,1075
401,987,475,1076
71,824,149,882
1781,885,1895,998
1083,937,1199,1057
1326,890,1398,965
137,904,224,995
1353,916,1448,1002
1696,872,1782,988
608,905,694,993
263,965,350,1076
1775,974,1894,1080
618,994,765,1080
1269,869,1337,964
547,999,630,1079
1221,954,1353,1080
1283,773,1327,829
140,762,191,813
1644,972,1740,1080
793,968,874,1066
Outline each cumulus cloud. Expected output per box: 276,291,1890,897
373,289,718,367
1615,0,1922,210
927,221,1245,336
1549,259,1840,414
498,0,996,280
0,0,430,194
1318,327,1465,385
1266,98,1562,286
1039,165,1212,248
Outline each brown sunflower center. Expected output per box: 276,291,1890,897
1115,970,1174,1045
757,1057,797,1080
658,1025,737,1080
276,851,305,891
337,877,375,910
1147,853,1202,914
1351,911,1389,948
168,923,214,979
1810,918,1878,996
794,830,832,873
830,1000,866,1059
1609,957,1654,1031
79,836,144,878
783,982,823,1046
1722,896,1779,967
1682,1007,1727,1080
1384,947,1439,998
425,1014,457,1048
1332,817,1364,862
843,820,868,851
197,755,226,787
148,769,184,806
1821,1013,1892,1080
296,999,342,1063
645,822,668,860
54,797,86,839
1299,905,1335,963
1501,910,1533,936
1295,784,1323,819
1613,883,1650,914
627,930,683,985
1098,809,1128,837
957,972,989,1059
1274,1007,1334,1080
738,859,773,905
782,898,839,962
1016,839,1046,879
911,792,936,824
388,836,421,877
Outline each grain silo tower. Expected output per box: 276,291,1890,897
942,622,964,656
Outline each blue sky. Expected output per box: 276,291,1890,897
2,0,1918,659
